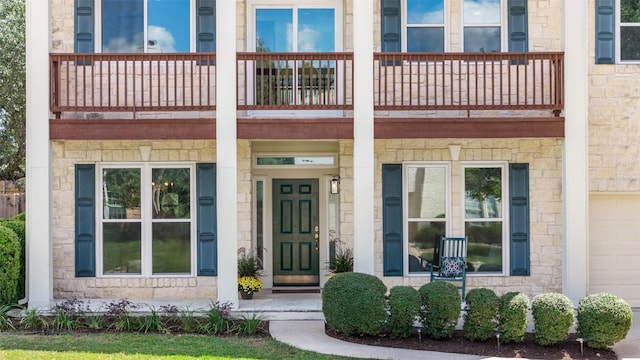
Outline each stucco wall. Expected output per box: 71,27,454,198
372,138,564,297
51,139,247,300
588,0,640,192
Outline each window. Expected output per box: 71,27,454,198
462,0,503,52
619,0,640,61
394,0,511,53
463,165,506,273
405,164,449,274
99,0,191,53
405,0,445,52
99,164,194,276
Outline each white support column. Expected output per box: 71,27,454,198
25,0,52,308
562,0,589,304
216,0,238,306
352,0,375,274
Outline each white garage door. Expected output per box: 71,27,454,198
590,195,640,307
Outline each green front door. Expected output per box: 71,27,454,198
272,179,320,286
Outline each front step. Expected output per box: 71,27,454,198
233,291,324,320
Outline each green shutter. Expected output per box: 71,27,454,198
75,164,95,277
197,163,217,276
381,0,401,52
509,163,530,276
595,0,615,64
74,0,94,53
508,0,529,52
382,164,403,276
196,0,216,53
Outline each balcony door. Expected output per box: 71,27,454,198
249,2,343,108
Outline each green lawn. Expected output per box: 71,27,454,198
0,333,357,360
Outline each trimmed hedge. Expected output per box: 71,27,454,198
531,293,574,346
0,225,21,305
0,217,25,301
322,272,387,336
577,293,633,349
387,285,421,339
498,291,529,343
463,288,499,341
419,281,461,339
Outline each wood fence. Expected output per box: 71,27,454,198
0,193,25,219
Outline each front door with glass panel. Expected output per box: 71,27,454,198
272,179,320,286
252,4,339,106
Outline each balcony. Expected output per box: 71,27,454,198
49,52,564,139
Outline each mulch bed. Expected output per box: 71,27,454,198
325,326,618,360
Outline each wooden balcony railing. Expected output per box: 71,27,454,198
50,52,564,118
374,52,564,115
50,53,217,117
236,52,354,111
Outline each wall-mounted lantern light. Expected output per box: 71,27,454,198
330,176,340,194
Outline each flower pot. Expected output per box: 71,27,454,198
240,290,253,300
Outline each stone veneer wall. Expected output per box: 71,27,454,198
588,0,640,192
372,138,563,298
50,140,252,300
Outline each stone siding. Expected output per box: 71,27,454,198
373,138,564,298
52,140,223,300
588,0,640,192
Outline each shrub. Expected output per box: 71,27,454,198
0,219,25,301
387,286,421,339
531,293,575,346
322,272,387,336
498,292,529,343
577,293,633,349
419,281,461,339
463,288,499,341
0,226,20,304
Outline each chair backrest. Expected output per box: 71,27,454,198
439,236,467,260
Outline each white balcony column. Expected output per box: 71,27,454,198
562,0,589,304
352,0,375,274
216,0,238,306
26,0,52,308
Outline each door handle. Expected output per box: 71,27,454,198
314,226,319,250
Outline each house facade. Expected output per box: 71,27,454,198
25,0,634,309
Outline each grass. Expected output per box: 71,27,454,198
0,333,357,360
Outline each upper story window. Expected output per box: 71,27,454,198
405,0,445,52
462,0,503,52
99,0,191,53
619,0,640,61
74,0,215,53
382,0,526,53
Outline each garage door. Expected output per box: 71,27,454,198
590,195,640,307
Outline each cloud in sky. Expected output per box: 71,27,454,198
298,25,321,52
103,26,177,53
463,0,501,24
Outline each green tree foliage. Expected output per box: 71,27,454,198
0,0,25,180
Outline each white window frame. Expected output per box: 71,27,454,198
402,0,450,52
403,162,451,276
461,162,509,276
247,0,344,52
96,163,197,277
94,0,197,53
461,0,507,53
616,0,640,63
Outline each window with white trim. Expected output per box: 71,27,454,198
405,163,449,274
404,0,446,52
619,0,640,61
99,164,195,276
403,162,508,275
402,0,506,52
463,164,506,273
98,0,192,53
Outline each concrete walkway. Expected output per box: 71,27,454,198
270,310,640,360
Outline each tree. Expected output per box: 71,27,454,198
0,0,25,180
